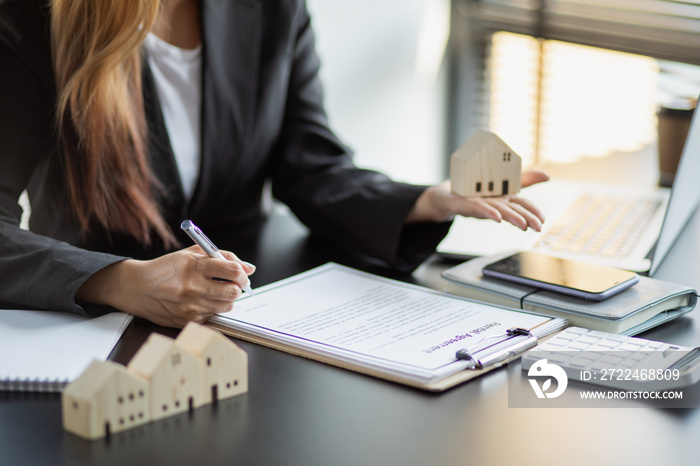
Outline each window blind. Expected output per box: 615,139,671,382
487,32,659,166
447,0,699,165
466,0,700,66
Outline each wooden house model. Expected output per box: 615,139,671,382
450,129,522,197
127,332,203,421
175,322,248,404
62,360,150,440
63,323,248,439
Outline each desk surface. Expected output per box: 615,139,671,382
2,202,700,466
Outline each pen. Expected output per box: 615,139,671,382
180,219,254,295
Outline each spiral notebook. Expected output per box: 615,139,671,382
0,309,132,392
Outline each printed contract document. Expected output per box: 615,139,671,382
211,263,565,384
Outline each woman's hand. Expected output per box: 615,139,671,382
406,170,550,231
76,246,256,328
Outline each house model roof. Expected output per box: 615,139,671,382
127,333,175,377
176,321,237,356
63,360,123,400
451,129,517,162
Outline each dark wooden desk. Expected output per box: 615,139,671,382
2,207,700,466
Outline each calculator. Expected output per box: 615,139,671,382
521,327,700,391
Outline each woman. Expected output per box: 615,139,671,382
0,0,546,327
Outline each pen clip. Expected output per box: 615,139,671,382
191,224,219,253
455,327,537,370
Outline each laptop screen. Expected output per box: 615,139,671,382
650,101,700,276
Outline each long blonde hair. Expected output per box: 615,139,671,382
51,0,177,247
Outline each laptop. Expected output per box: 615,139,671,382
437,103,700,276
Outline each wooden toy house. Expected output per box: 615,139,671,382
450,129,522,197
127,332,203,421
62,323,248,440
62,360,150,440
175,322,248,404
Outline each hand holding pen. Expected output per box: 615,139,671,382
181,220,255,296
75,224,255,328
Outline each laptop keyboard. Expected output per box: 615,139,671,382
535,193,662,258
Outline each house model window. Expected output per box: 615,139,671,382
450,129,522,198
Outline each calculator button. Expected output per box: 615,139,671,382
542,340,566,348
646,342,665,350
619,343,643,351
568,358,591,368
600,355,624,365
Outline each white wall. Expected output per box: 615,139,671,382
306,0,448,185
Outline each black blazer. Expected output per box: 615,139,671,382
0,0,450,315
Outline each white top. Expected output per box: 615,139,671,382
143,33,202,201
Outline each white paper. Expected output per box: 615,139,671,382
213,263,563,382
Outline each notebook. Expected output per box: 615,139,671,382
0,310,132,392
438,102,700,275
441,252,697,335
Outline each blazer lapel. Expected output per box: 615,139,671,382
189,0,262,215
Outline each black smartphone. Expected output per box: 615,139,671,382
482,251,639,301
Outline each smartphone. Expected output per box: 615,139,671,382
482,251,639,301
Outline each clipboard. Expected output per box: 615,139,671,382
205,263,566,392
207,323,543,391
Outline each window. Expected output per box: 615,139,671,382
488,32,658,166
448,0,700,166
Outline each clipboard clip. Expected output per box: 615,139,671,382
455,327,537,370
